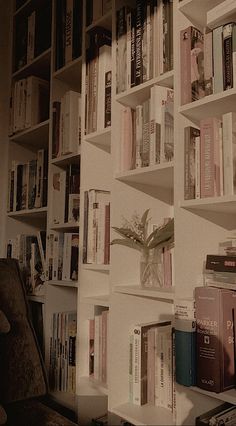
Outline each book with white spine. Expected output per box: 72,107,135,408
97,45,111,131
222,112,236,195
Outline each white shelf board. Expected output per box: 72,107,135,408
48,280,78,288
85,127,111,151
27,294,45,303
207,0,236,28
78,376,108,396
83,264,110,272
51,151,81,167
191,386,236,405
178,0,224,28
114,285,175,301
179,88,236,124
116,71,174,109
12,48,51,80
181,195,236,215
86,10,112,32
53,56,82,89
8,207,48,219
81,295,110,307
49,390,77,412
9,119,49,148
50,222,80,231
116,163,173,189
111,403,174,426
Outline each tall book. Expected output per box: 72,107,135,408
195,286,236,393
222,112,236,195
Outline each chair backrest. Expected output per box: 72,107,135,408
0,259,48,403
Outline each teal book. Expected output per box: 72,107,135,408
175,318,196,386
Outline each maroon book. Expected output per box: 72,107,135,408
195,286,236,393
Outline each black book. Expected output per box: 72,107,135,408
105,71,112,127
73,0,83,60
16,164,23,211
35,1,52,58
206,254,236,273
131,9,136,88
55,0,66,70
42,150,48,208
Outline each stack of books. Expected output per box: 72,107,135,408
184,112,236,200
116,0,173,94
89,309,109,384
83,189,110,265
85,27,112,134
49,311,77,393
55,0,83,70
46,232,79,282
120,86,174,171
7,149,48,212
9,76,50,135
52,90,82,159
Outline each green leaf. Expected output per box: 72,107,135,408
141,209,150,227
147,219,174,249
112,227,143,243
110,238,142,251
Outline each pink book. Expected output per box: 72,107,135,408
200,117,221,198
101,310,109,384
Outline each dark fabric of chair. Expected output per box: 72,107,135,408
0,259,77,425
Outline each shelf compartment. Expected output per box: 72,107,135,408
207,0,236,29
191,386,236,406
86,10,112,32
111,403,174,426
51,151,81,167
179,88,236,125
49,390,77,412
8,207,48,219
115,163,174,203
178,0,224,28
116,71,174,109
53,56,82,90
50,222,80,232
83,264,110,273
27,294,45,303
114,285,174,301
48,280,78,288
84,127,111,151
9,119,49,148
81,295,110,307
78,376,108,396
12,48,51,80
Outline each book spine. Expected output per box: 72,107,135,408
175,319,196,387
223,23,234,90
105,71,112,128
222,112,236,195
127,10,132,89
131,10,136,88
180,27,191,105
65,0,73,64
204,31,213,96
184,127,200,200
213,26,224,93
135,0,143,86
200,118,216,198
135,105,143,168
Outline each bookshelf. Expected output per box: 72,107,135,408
3,0,236,425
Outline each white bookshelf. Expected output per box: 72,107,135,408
3,0,235,425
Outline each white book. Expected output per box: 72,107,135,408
25,76,49,128
153,2,159,77
213,26,224,93
97,45,111,131
222,112,236,195
135,105,143,168
195,136,201,199
120,106,134,171
52,232,59,281
62,233,72,281
159,0,164,75
59,94,65,156
154,324,172,410
126,11,132,89
63,90,81,154
87,189,96,264
96,193,110,264
52,171,66,224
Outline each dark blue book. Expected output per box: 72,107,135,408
175,318,196,387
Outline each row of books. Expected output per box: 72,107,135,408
52,164,80,226
49,311,77,393
83,189,110,265
85,28,112,135
14,1,51,72
196,403,236,426
120,86,174,171
116,0,173,94
55,0,83,71
184,112,236,200
7,149,48,213
52,91,82,159
9,76,50,135
86,0,112,27
6,231,46,296
89,309,109,384
180,23,236,105
46,232,79,282
129,320,175,412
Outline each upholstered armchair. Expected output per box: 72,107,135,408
0,258,78,425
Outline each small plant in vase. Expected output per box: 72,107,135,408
111,209,174,288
